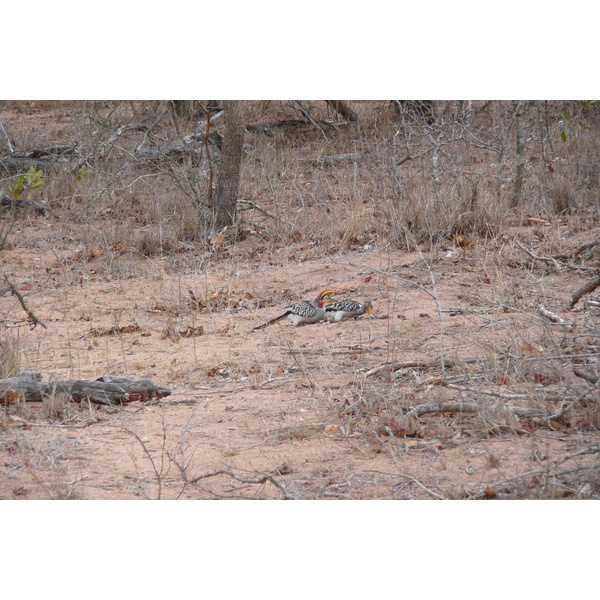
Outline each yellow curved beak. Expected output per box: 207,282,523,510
319,289,337,300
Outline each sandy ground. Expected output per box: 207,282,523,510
2,235,599,500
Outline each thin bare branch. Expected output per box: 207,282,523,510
3,276,47,329
179,467,296,500
546,378,600,422
366,469,445,500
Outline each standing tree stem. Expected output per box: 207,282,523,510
213,101,244,231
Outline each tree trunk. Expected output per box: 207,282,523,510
326,100,358,122
510,100,525,208
213,101,244,231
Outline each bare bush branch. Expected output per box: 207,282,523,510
3,276,47,329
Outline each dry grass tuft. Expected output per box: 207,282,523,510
0,334,21,379
42,391,76,422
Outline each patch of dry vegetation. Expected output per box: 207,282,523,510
1,100,599,499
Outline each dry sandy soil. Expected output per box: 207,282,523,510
2,230,599,500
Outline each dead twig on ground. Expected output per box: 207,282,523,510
478,444,600,497
546,378,600,423
443,382,531,400
293,101,329,141
516,240,597,273
237,198,293,227
573,368,598,384
2,276,47,329
553,238,600,261
366,469,445,499
176,466,296,500
538,305,569,325
123,426,169,500
401,401,543,421
362,360,442,378
515,240,564,270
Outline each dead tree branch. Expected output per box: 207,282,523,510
176,466,296,500
362,360,440,378
479,444,600,495
293,101,329,141
573,368,598,384
237,198,293,227
569,275,600,310
515,240,563,270
366,469,445,499
546,378,600,423
538,305,568,325
515,240,597,274
443,382,531,400
3,276,47,329
401,401,543,422
553,238,600,261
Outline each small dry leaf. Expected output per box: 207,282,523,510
518,340,543,356
324,424,338,433
211,233,225,248
525,217,548,226
89,247,106,259
178,326,204,338
483,487,497,499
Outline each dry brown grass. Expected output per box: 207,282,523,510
0,333,21,378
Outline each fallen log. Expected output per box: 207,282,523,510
1,194,54,216
0,370,171,405
0,146,77,176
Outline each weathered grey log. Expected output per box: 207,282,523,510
0,371,45,402
8,145,75,159
569,275,600,310
0,371,171,405
0,145,76,176
0,157,49,175
96,376,172,400
1,194,54,216
46,380,130,405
